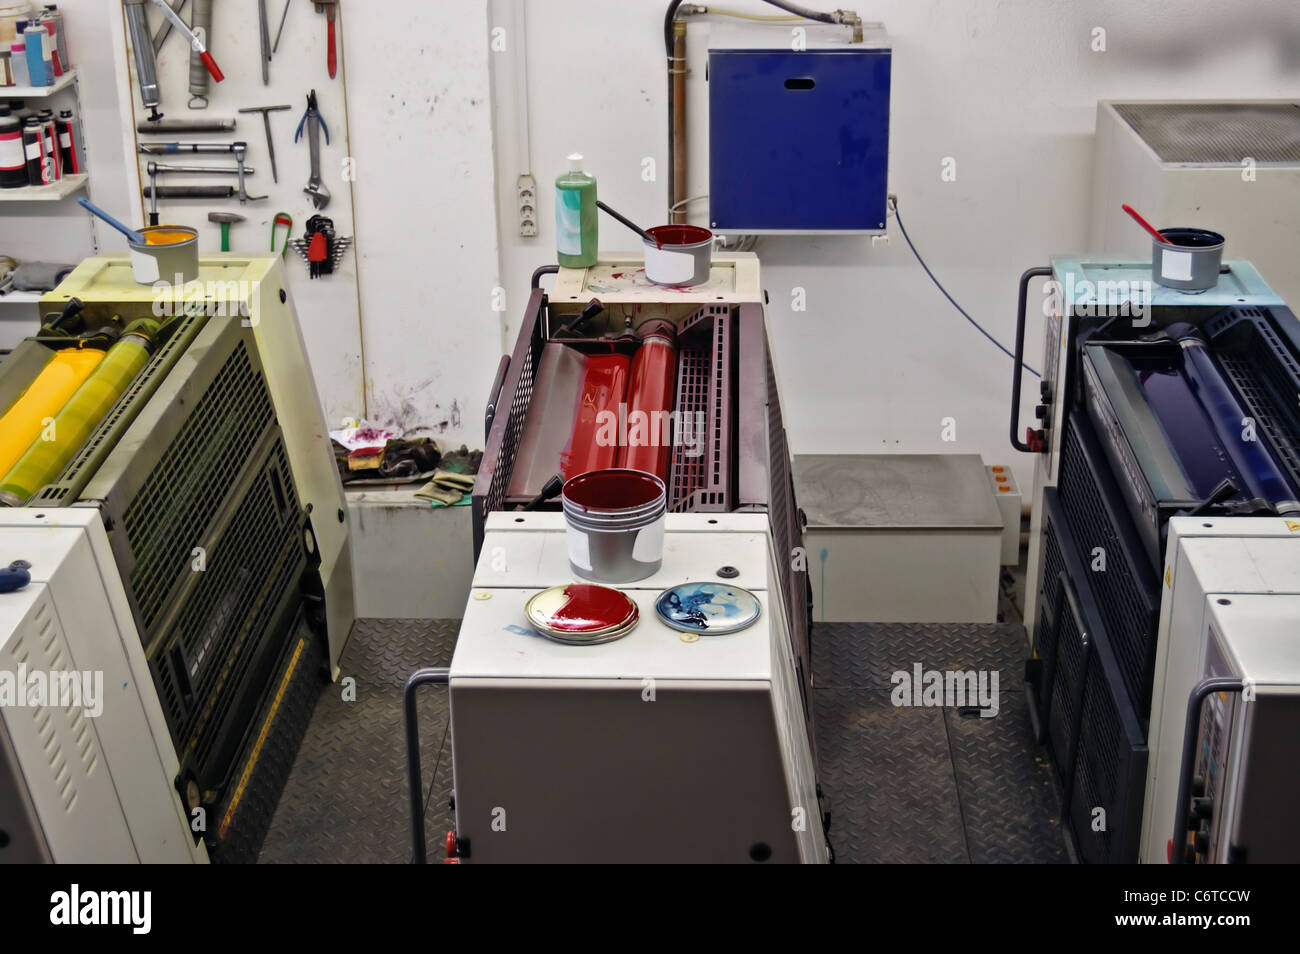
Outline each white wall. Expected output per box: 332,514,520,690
23,0,499,450
345,5,500,446
490,0,1300,491
16,1,1300,481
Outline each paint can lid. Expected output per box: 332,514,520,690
525,583,639,644
654,582,762,635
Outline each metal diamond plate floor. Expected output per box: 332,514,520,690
261,618,1065,863
258,619,458,864
814,622,1066,864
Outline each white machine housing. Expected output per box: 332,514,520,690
1140,517,1300,864
450,511,826,863
0,509,205,862
1089,100,1300,307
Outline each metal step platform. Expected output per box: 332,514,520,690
260,618,1067,863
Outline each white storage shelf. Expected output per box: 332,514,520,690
0,68,78,99
1,70,87,203
0,172,87,202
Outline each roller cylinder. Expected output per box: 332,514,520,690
1178,334,1300,515
616,322,678,482
0,348,104,477
0,324,157,506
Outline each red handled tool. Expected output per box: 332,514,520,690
150,0,223,82
315,0,338,78
1122,204,1172,245
272,211,293,259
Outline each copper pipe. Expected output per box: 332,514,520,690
669,19,687,224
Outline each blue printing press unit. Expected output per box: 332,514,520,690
1015,258,1300,863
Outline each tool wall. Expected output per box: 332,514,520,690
117,0,362,421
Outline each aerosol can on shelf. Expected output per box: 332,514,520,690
555,153,597,268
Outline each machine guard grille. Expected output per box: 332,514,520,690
1058,413,1160,717
1034,511,1066,710
1067,608,1148,864
1204,306,1300,496
670,305,735,512
1047,590,1085,790
124,340,276,634
473,291,544,556
151,436,303,787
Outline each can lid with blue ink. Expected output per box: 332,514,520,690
654,581,761,635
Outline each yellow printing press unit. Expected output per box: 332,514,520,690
0,257,353,863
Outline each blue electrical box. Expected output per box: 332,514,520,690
708,27,891,234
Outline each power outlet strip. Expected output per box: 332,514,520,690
517,174,537,237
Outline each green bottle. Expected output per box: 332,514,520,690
555,153,598,268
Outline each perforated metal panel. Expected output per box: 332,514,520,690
1113,102,1300,164
1067,610,1148,865
1205,306,1300,494
669,304,735,512
1057,414,1160,716
473,290,545,557
1039,472,1149,864
1034,508,1066,710
124,340,276,635
1047,588,1086,787
150,436,302,784
69,313,311,811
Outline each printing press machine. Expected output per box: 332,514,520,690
0,257,354,863
1015,257,1300,863
433,252,830,863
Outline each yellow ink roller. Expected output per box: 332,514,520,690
0,319,160,506
0,348,105,478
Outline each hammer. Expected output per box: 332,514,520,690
208,211,245,251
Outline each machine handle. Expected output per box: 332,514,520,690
484,355,510,442
1011,266,1053,453
404,667,451,865
531,264,559,290
1170,676,1245,864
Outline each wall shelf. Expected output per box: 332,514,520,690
0,68,78,99
0,173,88,202
0,290,42,304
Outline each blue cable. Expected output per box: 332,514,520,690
891,197,1040,379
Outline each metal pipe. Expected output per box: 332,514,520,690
670,19,687,224
138,141,244,154
663,1,685,224
1170,677,1244,863
757,1,863,40
404,667,451,864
